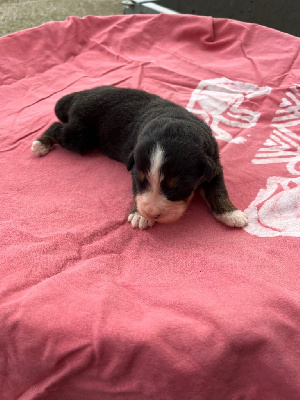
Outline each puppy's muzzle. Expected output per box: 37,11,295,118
136,192,194,224
146,211,161,220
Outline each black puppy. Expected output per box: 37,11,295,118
32,86,248,229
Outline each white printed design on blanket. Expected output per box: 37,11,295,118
186,77,271,143
245,85,300,237
253,85,300,171
244,176,300,237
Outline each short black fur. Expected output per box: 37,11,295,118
35,86,239,219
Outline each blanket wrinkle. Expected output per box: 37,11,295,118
54,344,92,371
144,43,225,80
0,143,19,153
2,257,80,295
83,15,135,45
270,73,296,88
147,66,197,90
90,337,142,382
18,345,93,400
92,63,130,80
6,115,50,138
4,70,81,101
98,67,140,88
8,126,47,148
202,19,249,49
3,43,84,86
17,79,87,111
267,295,300,323
135,64,197,94
90,318,211,390
111,15,160,53
132,62,152,89
240,40,299,90
107,76,133,88
83,19,226,79
75,225,144,262
119,284,221,326
87,40,131,64
3,224,130,285
28,70,88,94
239,40,264,84
112,13,156,35
121,278,273,322
48,33,88,57
278,47,300,87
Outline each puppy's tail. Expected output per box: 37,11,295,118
54,92,79,123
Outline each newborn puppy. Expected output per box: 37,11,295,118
31,86,248,229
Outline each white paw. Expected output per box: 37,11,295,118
31,140,51,156
214,209,248,228
128,211,155,230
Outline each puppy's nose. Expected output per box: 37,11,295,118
146,212,161,220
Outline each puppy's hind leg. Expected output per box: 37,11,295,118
32,122,62,156
201,170,248,228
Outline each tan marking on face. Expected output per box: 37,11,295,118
166,176,179,188
138,170,146,182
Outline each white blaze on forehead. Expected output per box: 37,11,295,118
148,144,164,191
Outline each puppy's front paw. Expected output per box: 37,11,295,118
31,140,51,156
214,209,248,228
128,211,155,230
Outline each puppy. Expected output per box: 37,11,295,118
31,86,248,229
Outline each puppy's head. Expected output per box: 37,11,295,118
127,138,216,224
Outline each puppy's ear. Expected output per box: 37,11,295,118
200,156,216,182
127,152,135,171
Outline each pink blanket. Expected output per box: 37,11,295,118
1,14,300,400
